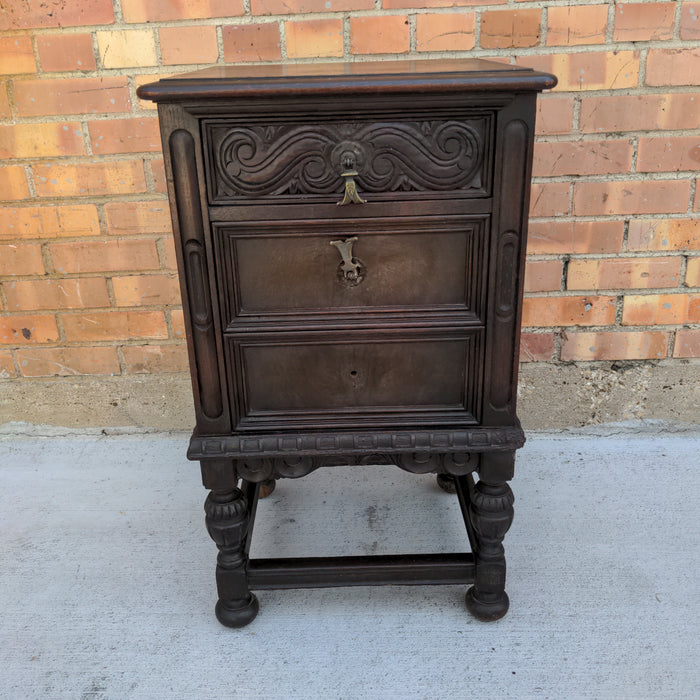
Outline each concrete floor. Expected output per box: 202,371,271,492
0,423,698,699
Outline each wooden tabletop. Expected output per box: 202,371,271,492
137,58,557,101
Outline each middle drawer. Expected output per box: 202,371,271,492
213,215,489,328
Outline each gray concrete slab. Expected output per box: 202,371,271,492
0,425,698,699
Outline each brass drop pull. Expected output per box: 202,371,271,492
330,236,364,285
337,152,366,206
337,170,366,206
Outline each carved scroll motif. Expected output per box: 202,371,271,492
208,119,487,201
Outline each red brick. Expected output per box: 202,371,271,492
122,344,188,373
0,244,44,276
3,278,110,311
528,221,624,255
36,34,96,72
33,162,147,198
481,9,541,48
112,274,181,307
171,309,185,338
673,329,700,358
520,334,554,362
519,333,555,362
637,137,700,173
386,0,504,6
519,52,639,91
0,36,35,74
536,97,574,135
121,0,243,22
622,294,700,325
96,30,157,69
62,311,168,342
222,24,281,63
686,257,700,287
628,219,700,252
104,201,172,236
0,82,10,119
523,295,617,327
50,240,159,275
0,122,84,159
150,159,166,194
1,205,100,241
529,183,569,217
13,77,131,118
0,167,30,201
524,260,562,292
16,346,120,377
286,20,344,59
0,0,114,30
350,16,410,55
88,118,161,155
162,238,178,271
573,181,691,216
547,5,608,46
416,13,476,52
580,93,700,133
254,0,371,10
613,3,674,42
646,49,700,87
159,26,218,66
0,349,16,377
561,331,669,361
0,315,58,344
567,257,682,291
533,140,632,177
680,3,700,40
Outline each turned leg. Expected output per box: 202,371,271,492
204,488,259,628
465,453,515,621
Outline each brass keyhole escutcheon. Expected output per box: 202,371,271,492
330,236,365,286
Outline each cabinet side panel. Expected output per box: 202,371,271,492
482,94,536,426
158,104,231,434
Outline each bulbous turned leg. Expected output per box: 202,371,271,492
204,488,258,628
465,477,514,622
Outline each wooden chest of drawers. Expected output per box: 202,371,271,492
138,59,556,627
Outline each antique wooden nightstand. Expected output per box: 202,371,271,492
138,59,556,627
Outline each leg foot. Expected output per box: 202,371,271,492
465,586,509,621
205,488,258,628
215,593,259,628
258,478,276,499
464,456,515,622
436,474,457,494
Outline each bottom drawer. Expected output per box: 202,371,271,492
228,329,483,430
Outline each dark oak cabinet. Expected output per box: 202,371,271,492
138,59,556,627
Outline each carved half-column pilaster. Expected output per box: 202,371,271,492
204,488,258,627
465,477,515,621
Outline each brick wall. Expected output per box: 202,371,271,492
0,0,698,380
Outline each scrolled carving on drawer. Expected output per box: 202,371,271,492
207,118,488,201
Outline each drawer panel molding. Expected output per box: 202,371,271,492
204,116,492,205
227,329,483,430
215,215,488,326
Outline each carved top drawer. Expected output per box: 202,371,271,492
202,114,493,206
